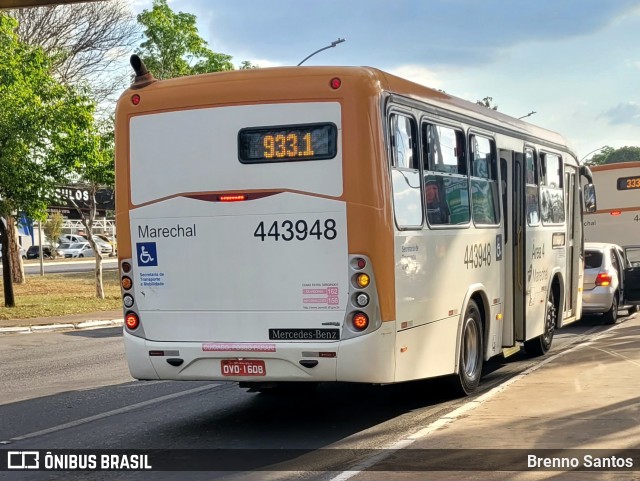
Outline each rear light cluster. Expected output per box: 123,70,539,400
120,259,140,330
595,272,613,287
343,255,380,338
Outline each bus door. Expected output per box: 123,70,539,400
500,149,529,345
562,165,580,320
622,246,640,306
512,151,527,341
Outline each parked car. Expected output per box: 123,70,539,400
59,234,112,255
93,234,117,255
56,242,95,258
582,242,639,324
26,245,53,259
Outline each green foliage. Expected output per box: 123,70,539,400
136,0,234,80
43,212,64,250
476,96,498,111
585,146,640,166
239,60,259,70
69,116,115,188
0,13,95,221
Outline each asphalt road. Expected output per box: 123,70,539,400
0,313,632,481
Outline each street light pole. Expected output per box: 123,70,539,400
579,146,607,165
518,111,537,120
297,38,345,66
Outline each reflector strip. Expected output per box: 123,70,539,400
202,342,276,352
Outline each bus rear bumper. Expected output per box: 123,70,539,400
123,323,397,383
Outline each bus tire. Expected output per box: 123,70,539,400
524,290,556,356
603,293,618,325
448,300,483,396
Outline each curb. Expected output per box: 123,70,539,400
0,319,123,335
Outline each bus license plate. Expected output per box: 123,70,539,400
221,360,266,377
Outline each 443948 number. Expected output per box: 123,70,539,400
464,242,492,269
254,219,337,242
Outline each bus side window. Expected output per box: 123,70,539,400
422,123,469,226
392,114,418,169
390,113,422,228
540,153,565,224
525,148,540,225
470,135,499,225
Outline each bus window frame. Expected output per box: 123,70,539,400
420,116,471,229
388,107,424,231
524,145,541,227
539,150,566,226
468,130,500,228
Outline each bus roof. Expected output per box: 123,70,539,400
589,161,640,172
122,64,573,154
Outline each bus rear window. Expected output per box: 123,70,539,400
238,123,337,163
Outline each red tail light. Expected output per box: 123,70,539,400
125,312,140,330
610,210,622,216
352,312,369,331
595,273,612,287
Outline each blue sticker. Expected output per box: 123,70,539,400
136,242,158,267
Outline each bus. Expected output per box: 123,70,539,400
583,161,640,247
115,55,596,395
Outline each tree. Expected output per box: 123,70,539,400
586,145,640,166
10,0,139,106
136,0,235,80
64,117,115,299
0,13,94,306
43,212,64,259
239,60,259,70
476,97,498,111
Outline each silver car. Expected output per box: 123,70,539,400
582,242,639,324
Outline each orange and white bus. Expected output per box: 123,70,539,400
583,161,640,247
115,56,596,395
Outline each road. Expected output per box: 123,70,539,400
6,258,119,275
0,313,632,480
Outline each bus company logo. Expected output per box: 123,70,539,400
136,242,158,267
7,451,39,470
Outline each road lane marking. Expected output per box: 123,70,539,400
3,384,219,444
329,320,629,481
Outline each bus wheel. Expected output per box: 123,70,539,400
524,291,556,356
448,300,483,396
603,293,618,325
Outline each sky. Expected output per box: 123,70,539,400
130,0,640,162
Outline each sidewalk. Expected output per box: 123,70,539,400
348,312,640,480
0,309,123,334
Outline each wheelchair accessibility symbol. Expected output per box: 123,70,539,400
136,242,158,267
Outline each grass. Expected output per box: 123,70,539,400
0,270,122,320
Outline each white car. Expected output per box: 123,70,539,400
56,242,95,258
59,234,112,255
582,242,640,324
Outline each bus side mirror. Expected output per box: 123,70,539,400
583,184,597,213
